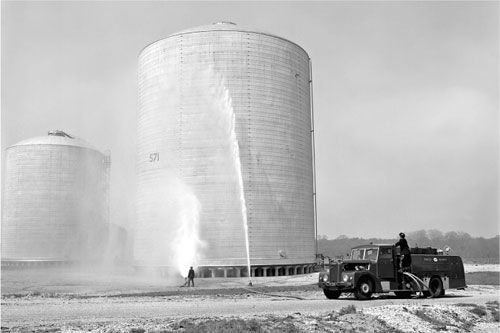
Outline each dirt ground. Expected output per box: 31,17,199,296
1,265,499,332
463,263,500,273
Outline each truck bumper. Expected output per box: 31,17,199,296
319,281,354,290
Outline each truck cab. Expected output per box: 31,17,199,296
318,244,466,300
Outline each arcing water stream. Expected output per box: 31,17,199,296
223,84,252,285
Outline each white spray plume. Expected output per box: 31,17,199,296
171,181,202,277
134,168,204,275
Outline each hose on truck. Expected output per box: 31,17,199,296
402,272,430,297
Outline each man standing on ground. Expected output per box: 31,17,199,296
188,266,195,287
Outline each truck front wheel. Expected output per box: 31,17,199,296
323,289,341,299
354,277,373,300
428,277,443,298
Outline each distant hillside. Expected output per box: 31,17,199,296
317,230,499,264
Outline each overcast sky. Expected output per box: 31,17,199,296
2,1,498,239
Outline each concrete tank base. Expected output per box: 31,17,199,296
196,264,316,278
133,264,316,278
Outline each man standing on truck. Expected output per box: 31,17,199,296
395,232,412,289
395,232,412,270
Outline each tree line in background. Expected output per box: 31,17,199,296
317,229,499,264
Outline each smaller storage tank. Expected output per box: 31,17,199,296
1,130,110,264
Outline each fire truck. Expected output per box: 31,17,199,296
318,244,466,300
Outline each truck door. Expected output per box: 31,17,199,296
378,247,395,279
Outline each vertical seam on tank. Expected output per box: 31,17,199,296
179,35,184,179
245,33,252,257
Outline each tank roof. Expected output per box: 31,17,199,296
171,21,272,36
9,130,100,151
141,22,309,57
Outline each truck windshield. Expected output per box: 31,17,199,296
351,249,365,260
351,248,378,260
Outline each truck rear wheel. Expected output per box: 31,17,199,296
428,277,443,298
323,289,341,299
354,277,373,300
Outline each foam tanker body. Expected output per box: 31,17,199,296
318,244,466,300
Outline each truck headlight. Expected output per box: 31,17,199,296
342,273,351,282
322,272,329,282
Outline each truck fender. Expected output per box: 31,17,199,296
353,271,383,292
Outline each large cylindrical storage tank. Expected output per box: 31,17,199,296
1,131,110,264
136,22,315,274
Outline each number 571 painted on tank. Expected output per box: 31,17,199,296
318,244,466,300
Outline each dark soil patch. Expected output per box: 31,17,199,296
110,284,318,298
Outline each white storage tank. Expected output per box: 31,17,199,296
1,130,110,264
136,22,315,275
